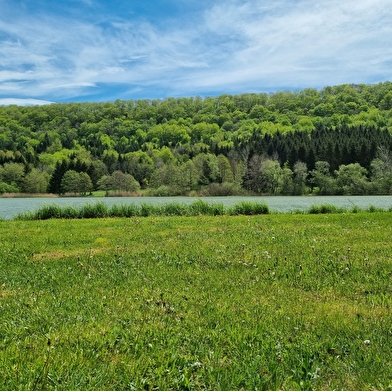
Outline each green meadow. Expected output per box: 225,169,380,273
1,212,391,390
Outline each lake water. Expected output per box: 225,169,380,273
1,195,392,220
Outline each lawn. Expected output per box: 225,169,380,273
0,213,391,390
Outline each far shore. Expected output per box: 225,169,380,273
0,191,143,198
0,193,59,198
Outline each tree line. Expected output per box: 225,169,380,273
1,82,392,195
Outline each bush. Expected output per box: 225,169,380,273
203,182,240,196
147,185,184,197
0,181,19,194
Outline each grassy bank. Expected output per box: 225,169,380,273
1,213,391,389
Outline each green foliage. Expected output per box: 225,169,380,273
22,168,50,194
61,170,93,195
201,182,241,196
97,170,140,194
18,201,392,221
17,201,265,219
61,170,82,194
307,204,346,214
147,185,180,197
335,163,370,195
228,201,269,215
310,161,337,195
369,147,392,194
1,82,392,195
149,163,184,192
188,200,224,215
0,162,25,191
0,181,19,194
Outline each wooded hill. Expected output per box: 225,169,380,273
1,82,392,196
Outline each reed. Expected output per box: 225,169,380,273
14,200,390,220
307,203,346,214
228,201,269,215
188,200,225,216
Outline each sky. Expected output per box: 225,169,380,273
1,0,392,105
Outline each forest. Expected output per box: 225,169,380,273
1,82,392,196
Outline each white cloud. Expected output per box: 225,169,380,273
172,0,392,92
0,98,54,106
0,0,391,102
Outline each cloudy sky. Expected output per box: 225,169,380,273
1,0,392,105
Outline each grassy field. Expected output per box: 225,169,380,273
0,212,391,390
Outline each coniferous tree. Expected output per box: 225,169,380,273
48,160,69,194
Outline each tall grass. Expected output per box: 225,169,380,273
307,203,346,214
228,201,269,215
188,199,225,216
14,201,390,220
15,200,266,220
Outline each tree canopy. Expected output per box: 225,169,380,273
1,82,392,195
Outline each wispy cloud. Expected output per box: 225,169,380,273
0,98,54,106
0,0,391,103
183,0,392,91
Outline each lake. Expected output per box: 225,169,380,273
1,195,392,220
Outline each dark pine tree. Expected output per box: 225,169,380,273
48,160,69,194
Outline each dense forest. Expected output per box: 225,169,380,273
1,82,392,196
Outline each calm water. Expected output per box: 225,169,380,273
1,195,392,220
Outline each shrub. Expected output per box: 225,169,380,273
203,182,239,196
0,182,20,194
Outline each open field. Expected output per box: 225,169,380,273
1,213,391,390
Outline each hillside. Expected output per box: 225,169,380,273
1,82,392,195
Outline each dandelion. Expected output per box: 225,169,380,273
191,362,202,369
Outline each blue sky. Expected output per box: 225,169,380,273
1,0,392,105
